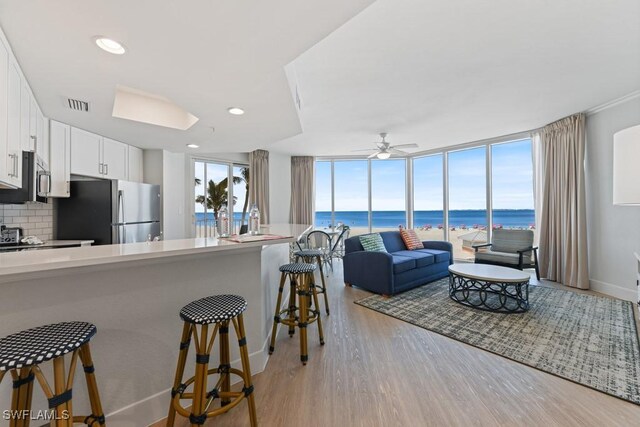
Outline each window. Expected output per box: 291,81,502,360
371,159,406,231
491,139,535,239
315,135,535,260
334,160,368,236
447,147,487,261
314,161,332,227
194,160,249,237
413,154,444,240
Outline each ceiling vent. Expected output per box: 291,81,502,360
65,97,90,112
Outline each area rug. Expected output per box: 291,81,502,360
355,278,640,405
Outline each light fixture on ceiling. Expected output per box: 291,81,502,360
227,107,245,115
186,144,200,149
377,151,391,160
94,37,126,55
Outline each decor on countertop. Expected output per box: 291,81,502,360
398,226,424,250
249,203,261,235
359,233,387,252
218,204,230,237
355,278,640,405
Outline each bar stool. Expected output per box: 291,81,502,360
0,322,106,427
294,249,330,315
269,263,324,365
167,294,257,427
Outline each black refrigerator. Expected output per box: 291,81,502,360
57,180,161,245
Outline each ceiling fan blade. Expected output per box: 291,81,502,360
367,152,380,159
351,148,378,152
376,142,386,149
391,143,419,149
389,148,408,155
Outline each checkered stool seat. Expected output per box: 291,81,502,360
279,263,317,274
0,322,96,371
294,249,325,257
180,294,247,325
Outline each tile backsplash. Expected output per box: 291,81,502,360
0,202,53,241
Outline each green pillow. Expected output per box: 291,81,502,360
359,233,387,253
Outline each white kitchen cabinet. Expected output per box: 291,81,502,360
49,120,70,197
36,105,48,166
0,37,11,188
20,80,32,151
70,128,128,180
102,137,128,180
128,145,143,182
71,127,102,177
6,58,22,187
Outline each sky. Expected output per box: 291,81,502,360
315,138,534,211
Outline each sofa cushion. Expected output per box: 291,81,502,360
475,250,527,265
393,250,435,268
379,231,407,253
359,233,387,253
399,228,424,250
392,255,416,273
416,249,450,263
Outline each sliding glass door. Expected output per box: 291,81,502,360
193,159,249,237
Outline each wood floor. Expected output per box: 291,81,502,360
153,263,640,427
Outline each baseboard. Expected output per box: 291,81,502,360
101,338,270,426
590,279,637,303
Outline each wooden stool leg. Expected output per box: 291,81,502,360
191,324,210,427
309,273,325,346
167,322,192,427
78,343,105,427
52,357,70,427
234,314,257,427
287,275,297,337
269,272,287,354
298,273,309,365
9,368,34,427
316,255,330,315
219,321,231,407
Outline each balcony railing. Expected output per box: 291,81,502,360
195,219,246,238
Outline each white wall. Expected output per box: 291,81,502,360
143,149,188,240
269,151,291,223
585,95,640,301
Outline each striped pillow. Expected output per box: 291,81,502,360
400,227,424,250
359,233,387,253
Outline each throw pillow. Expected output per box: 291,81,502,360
359,233,387,253
399,227,424,250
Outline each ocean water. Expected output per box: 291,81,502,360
315,210,535,228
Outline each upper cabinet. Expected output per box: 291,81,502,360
49,120,70,197
128,145,143,182
70,128,130,181
0,37,15,189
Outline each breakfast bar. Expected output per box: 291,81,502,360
0,224,310,426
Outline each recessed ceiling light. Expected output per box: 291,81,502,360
186,144,200,148
227,107,245,115
94,37,126,55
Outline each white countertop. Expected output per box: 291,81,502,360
0,224,310,279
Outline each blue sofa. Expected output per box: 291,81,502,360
343,231,453,295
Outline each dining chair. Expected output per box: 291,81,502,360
306,230,332,273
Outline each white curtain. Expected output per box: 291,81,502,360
531,131,543,246
249,149,269,224
289,156,314,225
537,113,589,289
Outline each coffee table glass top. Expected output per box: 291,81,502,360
448,263,530,283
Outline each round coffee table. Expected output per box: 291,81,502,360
448,264,531,313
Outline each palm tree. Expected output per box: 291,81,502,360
235,168,250,225
195,177,243,220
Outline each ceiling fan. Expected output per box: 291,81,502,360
352,133,419,159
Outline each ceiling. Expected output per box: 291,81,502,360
0,1,638,157
272,0,640,156
0,0,375,153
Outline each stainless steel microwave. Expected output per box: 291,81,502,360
0,152,50,203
